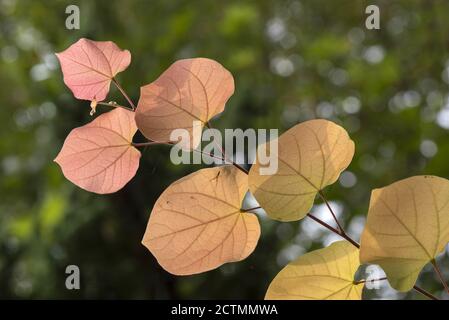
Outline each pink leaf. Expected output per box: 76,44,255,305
54,108,141,194
56,38,131,102
135,58,234,149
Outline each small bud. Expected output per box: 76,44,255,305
90,99,97,116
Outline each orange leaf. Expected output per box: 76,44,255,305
135,58,234,149
142,166,260,275
56,38,131,102
54,108,140,194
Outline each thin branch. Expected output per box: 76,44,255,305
431,259,449,294
318,190,344,234
112,78,136,110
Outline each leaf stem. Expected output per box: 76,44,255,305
231,162,249,174
132,141,171,147
112,78,136,110
413,285,440,300
354,277,388,285
98,101,134,112
205,121,248,174
318,190,344,234
241,206,261,213
193,149,228,163
431,259,449,294
306,213,360,248
132,140,227,163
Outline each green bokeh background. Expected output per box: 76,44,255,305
1,0,449,299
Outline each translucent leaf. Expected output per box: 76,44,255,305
56,38,131,102
249,119,354,221
360,175,449,291
266,241,363,300
54,108,140,194
135,58,234,149
142,165,260,275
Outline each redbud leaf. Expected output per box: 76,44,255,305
54,108,140,194
142,165,260,275
135,58,234,149
56,38,131,102
266,241,363,300
360,175,449,291
249,119,355,222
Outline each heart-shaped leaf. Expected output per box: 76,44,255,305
142,165,260,275
360,175,449,291
266,241,363,300
56,38,131,102
135,58,234,149
54,108,140,194
249,119,354,222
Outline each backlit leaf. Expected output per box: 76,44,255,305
360,175,449,291
249,119,354,221
142,165,260,275
54,108,140,194
265,241,363,300
135,58,234,149
56,38,131,102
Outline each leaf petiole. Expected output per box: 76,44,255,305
353,277,387,285
112,77,136,111
431,259,449,294
98,101,134,112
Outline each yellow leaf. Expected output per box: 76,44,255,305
142,165,260,275
265,241,363,300
249,119,354,221
360,175,449,291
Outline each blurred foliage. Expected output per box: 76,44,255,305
1,0,449,299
